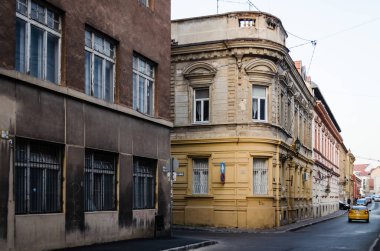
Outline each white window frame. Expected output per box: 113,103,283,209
192,158,209,195
16,0,61,84
253,158,268,195
85,29,115,102
139,0,149,7
193,88,210,124
252,85,267,122
133,55,155,116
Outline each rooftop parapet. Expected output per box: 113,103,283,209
172,11,287,46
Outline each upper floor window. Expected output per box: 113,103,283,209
85,29,115,102
133,157,156,209
16,0,61,84
139,0,150,7
193,158,209,195
15,138,62,214
133,55,155,115
194,88,209,123
252,85,267,121
84,150,116,212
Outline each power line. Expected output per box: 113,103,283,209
287,31,314,42
247,0,260,11
306,41,317,75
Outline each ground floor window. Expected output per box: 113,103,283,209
85,149,116,211
253,158,268,194
192,158,209,194
133,157,156,209
15,138,62,214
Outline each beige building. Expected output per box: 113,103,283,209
170,12,314,229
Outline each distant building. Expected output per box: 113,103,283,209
0,0,171,250
311,82,352,217
369,166,380,194
170,11,314,229
354,164,371,196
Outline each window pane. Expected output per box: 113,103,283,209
252,98,258,119
203,100,209,121
195,101,202,122
47,10,59,30
29,168,44,213
94,34,103,54
195,89,209,99
133,73,138,110
260,99,266,120
93,56,103,99
46,33,59,83
29,25,44,79
105,60,113,102
147,80,153,115
85,30,92,48
85,51,91,95
133,158,155,209
253,86,266,97
31,1,46,24
139,77,145,112
16,0,28,15
16,18,26,73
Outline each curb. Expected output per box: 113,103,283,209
162,241,218,251
287,211,347,232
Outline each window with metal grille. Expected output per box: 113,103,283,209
133,157,156,209
85,150,116,211
16,0,61,84
133,55,155,116
15,138,62,214
253,159,268,195
193,159,208,194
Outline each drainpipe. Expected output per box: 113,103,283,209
275,142,281,227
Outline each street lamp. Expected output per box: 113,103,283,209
294,138,301,153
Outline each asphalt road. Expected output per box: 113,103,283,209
175,202,380,251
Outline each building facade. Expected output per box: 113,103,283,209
0,0,171,250
311,83,346,217
170,12,314,229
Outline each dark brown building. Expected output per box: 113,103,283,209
0,0,171,250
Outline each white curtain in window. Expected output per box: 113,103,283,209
253,159,268,194
193,159,208,194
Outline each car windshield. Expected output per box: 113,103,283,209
351,206,367,210
357,199,366,203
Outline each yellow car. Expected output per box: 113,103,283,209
348,205,370,223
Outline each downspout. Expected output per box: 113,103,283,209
275,142,281,227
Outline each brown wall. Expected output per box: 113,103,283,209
0,0,171,120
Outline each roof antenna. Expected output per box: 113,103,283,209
217,0,219,14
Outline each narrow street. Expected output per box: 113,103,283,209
175,202,380,251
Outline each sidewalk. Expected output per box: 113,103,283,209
57,210,346,251
173,209,347,234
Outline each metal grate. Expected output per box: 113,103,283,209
253,159,268,195
15,138,62,214
133,157,156,209
85,150,116,211
193,159,208,194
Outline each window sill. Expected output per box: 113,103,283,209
185,195,214,199
246,195,274,199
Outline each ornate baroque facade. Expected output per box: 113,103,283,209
170,12,314,229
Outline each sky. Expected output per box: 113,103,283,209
171,0,380,166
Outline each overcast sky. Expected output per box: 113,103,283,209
171,0,380,166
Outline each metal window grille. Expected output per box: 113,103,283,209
85,150,116,211
133,157,156,209
15,138,62,214
193,159,208,194
253,159,268,195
